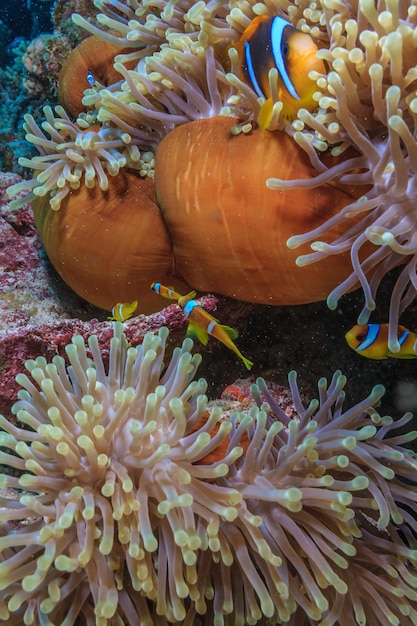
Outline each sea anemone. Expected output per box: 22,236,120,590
267,0,417,351
0,324,416,625
8,105,152,211
8,0,417,334
57,36,139,117
7,20,232,213
5,0,367,312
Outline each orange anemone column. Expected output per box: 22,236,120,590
155,116,372,306
32,169,190,314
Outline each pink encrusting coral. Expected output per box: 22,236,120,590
0,324,416,625
0,171,92,333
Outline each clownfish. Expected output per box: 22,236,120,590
151,282,253,370
231,15,326,129
345,324,417,360
151,283,183,301
108,300,138,322
86,68,105,90
86,68,95,87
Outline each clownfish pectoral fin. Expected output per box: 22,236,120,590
257,98,286,132
186,322,209,345
257,98,274,132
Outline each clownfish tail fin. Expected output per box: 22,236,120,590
242,355,254,370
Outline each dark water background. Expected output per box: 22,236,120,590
0,0,53,65
0,0,55,174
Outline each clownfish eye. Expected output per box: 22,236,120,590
282,42,289,56
356,333,365,342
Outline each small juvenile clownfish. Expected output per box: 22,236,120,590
345,324,417,360
151,282,253,370
86,68,105,90
108,300,138,322
231,15,326,129
151,282,183,302
86,68,95,87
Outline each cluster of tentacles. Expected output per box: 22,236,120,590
8,0,417,336
0,323,416,625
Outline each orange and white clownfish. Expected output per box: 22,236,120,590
87,68,95,87
151,282,253,370
108,300,138,322
345,323,417,360
231,15,326,129
151,283,184,302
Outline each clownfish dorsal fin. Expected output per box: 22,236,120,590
241,14,271,43
218,324,239,340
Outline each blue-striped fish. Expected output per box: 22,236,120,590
86,68,95,87
151,283,184,301
232,15,325,128
108,300,138,322
345,323,417,359
151,282,253,369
